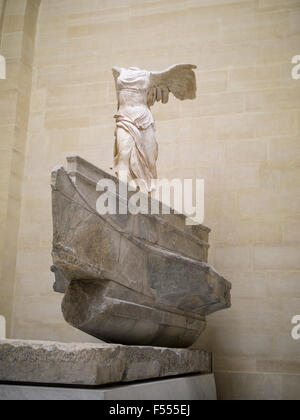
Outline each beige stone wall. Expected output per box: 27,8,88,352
0,0,40,334
1,0,299,399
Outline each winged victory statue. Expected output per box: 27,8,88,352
112,64,197,192
49,64,232,349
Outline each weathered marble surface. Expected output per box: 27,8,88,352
0,340,211,387
112,64,197,192
51,156,231,348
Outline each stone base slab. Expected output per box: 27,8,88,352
0,340,211,387
0,374,216,400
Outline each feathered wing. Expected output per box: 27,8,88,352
148,64,197,106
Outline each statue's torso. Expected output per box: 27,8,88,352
116,67,154,130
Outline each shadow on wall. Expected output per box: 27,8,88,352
0,0,42,338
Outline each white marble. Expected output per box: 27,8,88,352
112,64,197,192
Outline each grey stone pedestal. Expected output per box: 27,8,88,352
0,339,212,387
0,374,216,400
0,339,216,400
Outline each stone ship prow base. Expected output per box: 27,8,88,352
51,156,231,348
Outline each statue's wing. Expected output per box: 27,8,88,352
148,64,197,106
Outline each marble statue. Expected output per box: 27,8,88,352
112,64,197,192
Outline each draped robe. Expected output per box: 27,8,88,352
113,68,158,192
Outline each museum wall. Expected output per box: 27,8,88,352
1,0,299,399
0,0,40,335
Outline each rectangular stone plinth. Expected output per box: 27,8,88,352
0,374,217,400
0,340,211,387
